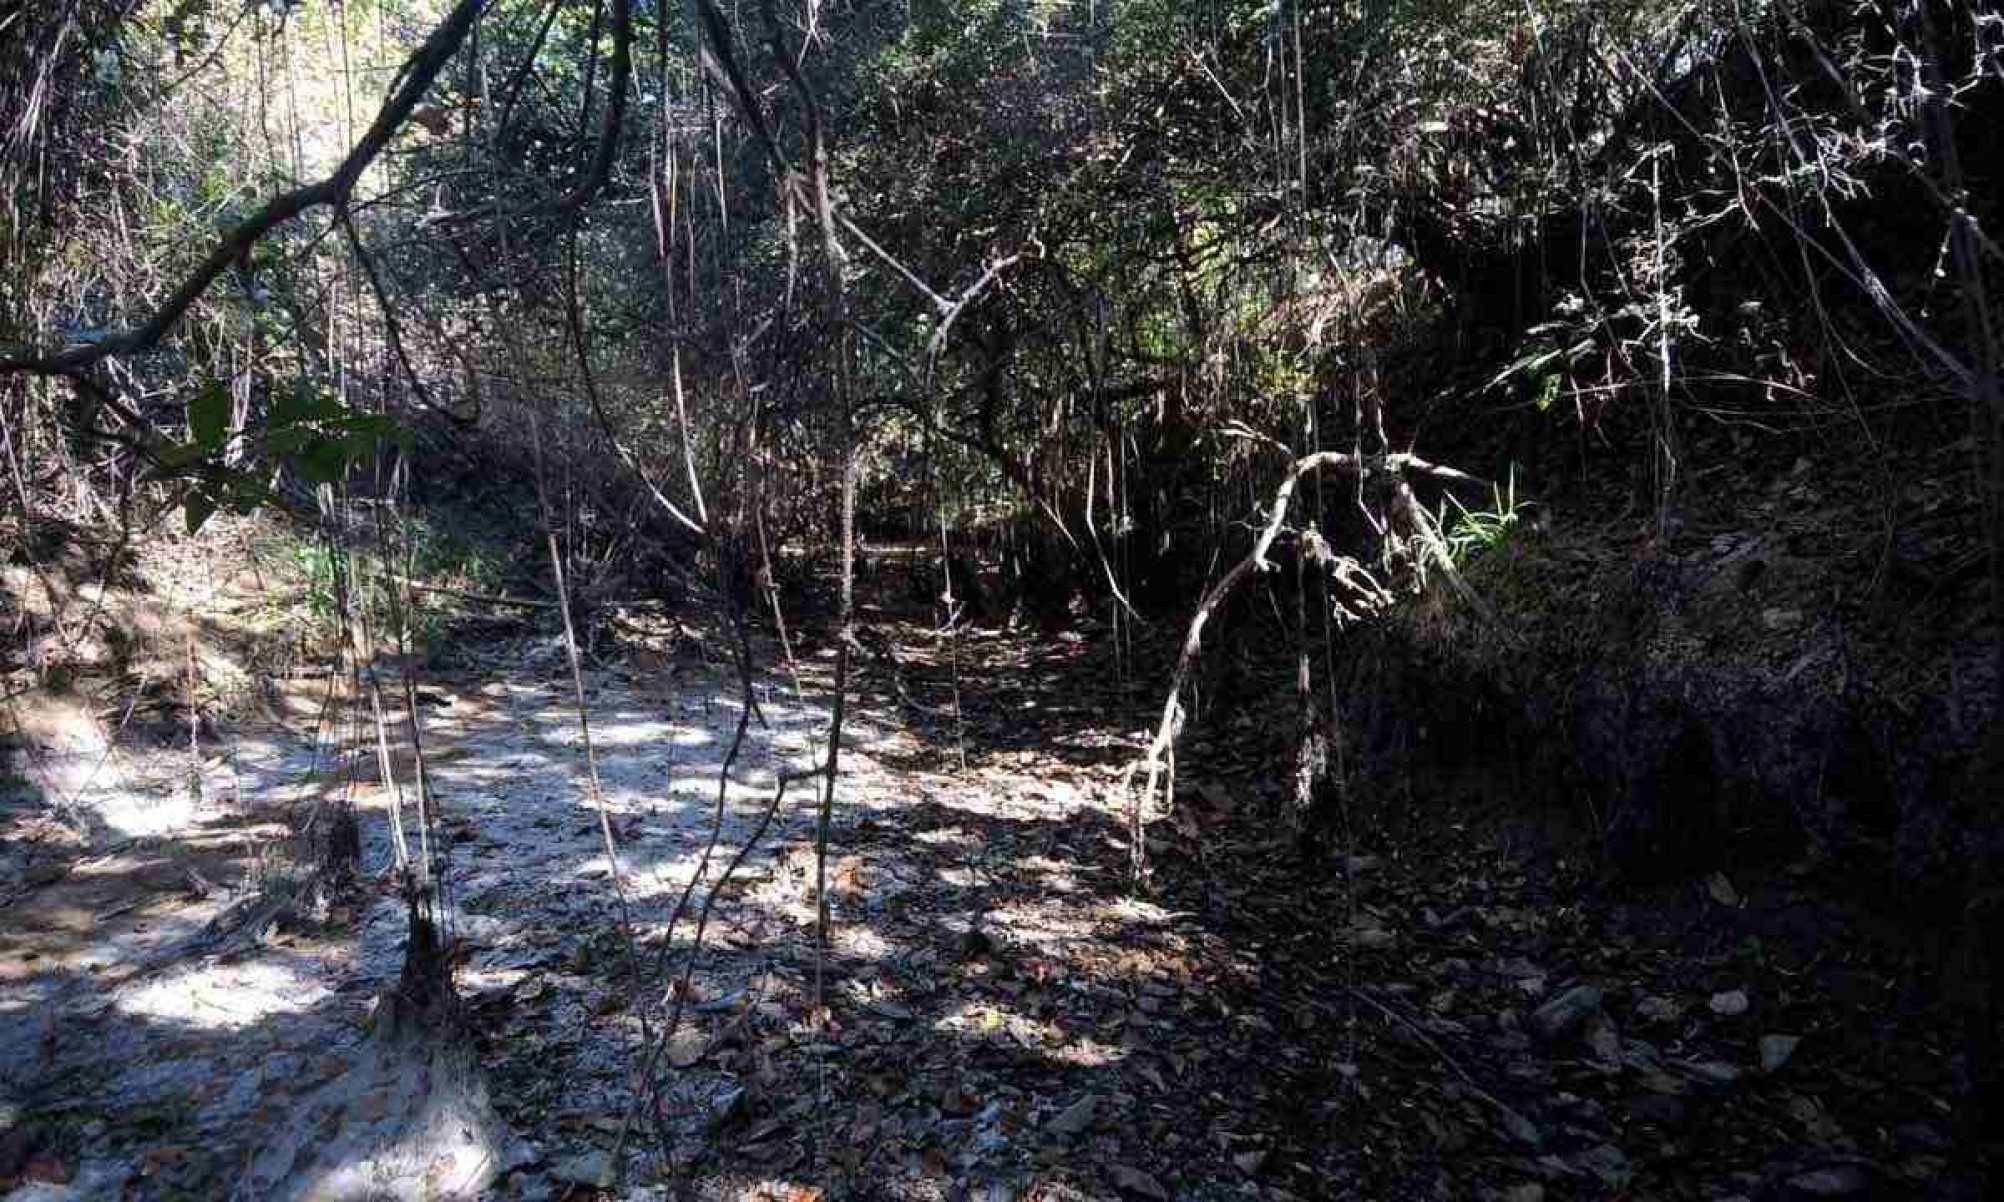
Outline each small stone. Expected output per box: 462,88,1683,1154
1709,989,1750,1017
503,1139,542,1170
1530,985,1602,1040
1620,1036,1664,1071
1346,917,1396,949
1759,1033,1801,1074
1895,1121,1949,1151
1497,1106,1543,1147
710,1085,748,1127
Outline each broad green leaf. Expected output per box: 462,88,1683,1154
188,384,230,449
260,426,312,455
155,441,209,470
297,437,349,485
273,384,344,429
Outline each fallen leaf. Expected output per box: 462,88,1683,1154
1045,1092,1098,1138
668,1030,707,1068
1759,1033,1801,1073
24,1153,72,1185
549,1150,615,1188
1110,1162,1169,1199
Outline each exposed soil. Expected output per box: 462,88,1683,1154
0,605,1984,1200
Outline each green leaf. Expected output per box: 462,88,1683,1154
260,426,312,455
272,383,344,429
341,429,385,464
188,384,230,449
1534,372,1562,412
184,490,218,534
297,436,349,485
226,475,274,514
154,441,210,470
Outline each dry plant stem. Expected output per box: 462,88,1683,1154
616,616,759,1165
0,0,485,376
1343,984,1538,1143
524,396,649,1109
755,503,804,693
542,525,646,996
557,0,632,213
622,757,829,1167
641,609,759,1013
727,0,858,1055
1650,151,1679,529
938,500,968,774
376,491,440,903
337,205,454,426
185,629,201,802
362,627,412,873
670,346,707,525
1127,447,1485,878
564,225,706,536
1083,438,1141,620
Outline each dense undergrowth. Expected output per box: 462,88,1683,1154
3,0,2002,1194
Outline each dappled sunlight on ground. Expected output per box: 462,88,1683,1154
8,614,1963,1199
114,958,332,1031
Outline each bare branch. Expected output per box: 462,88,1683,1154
1,0,486,377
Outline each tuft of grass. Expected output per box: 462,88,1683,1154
1437,466,1530,566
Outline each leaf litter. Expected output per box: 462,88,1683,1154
0,618,1977,1199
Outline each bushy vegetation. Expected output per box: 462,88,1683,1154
3,0,2000,1183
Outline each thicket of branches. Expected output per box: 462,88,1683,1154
5,0,1998,829
4,0,2001,1176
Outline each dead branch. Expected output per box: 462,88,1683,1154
0,0,485,377
1124,445,1480,879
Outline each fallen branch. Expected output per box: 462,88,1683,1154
1344,984,1543,1147
392,579,555,611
